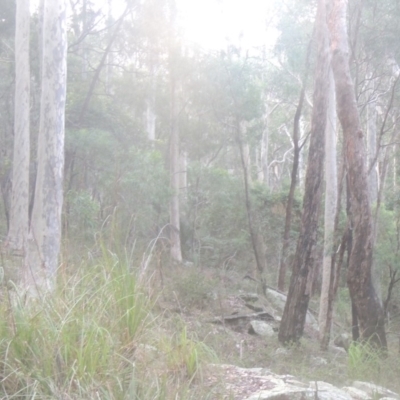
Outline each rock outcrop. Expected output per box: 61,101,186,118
206,364,399,400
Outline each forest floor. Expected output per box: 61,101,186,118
154,261,400,398
1,247,399,399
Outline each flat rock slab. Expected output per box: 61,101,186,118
206,364,399,400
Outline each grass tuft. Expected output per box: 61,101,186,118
0,253,215,399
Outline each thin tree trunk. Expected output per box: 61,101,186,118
237,121,267,291
7,0,30,253
367,73,378,205
329,0,387,348
260,103,269,185
24,0,67,295
279,0,331,344
319,67,337,349
146,49,157,142
169,37,182,263
77,5,129,126
277,36,313,292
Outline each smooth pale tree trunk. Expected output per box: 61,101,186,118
24,0,67,295
258,104,269,185
146,61,157,142
279,0,330,344
7,0,30,253
366,72,384,305
319,67,337,349
243,142,252,184
180,151,188,195
168,0,182,263
329,0,387,348
169,76,182,263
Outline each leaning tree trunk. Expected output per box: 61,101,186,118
24,0,67,295
329,0,387,348
277,34,313,292
278,0,331,344
6,0,31,253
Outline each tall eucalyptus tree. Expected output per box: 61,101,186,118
6,0,30,254
24,0,67,294
329,0,387,348
279,0,331,344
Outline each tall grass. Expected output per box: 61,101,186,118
0,253,215,399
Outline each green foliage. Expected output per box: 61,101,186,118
185,164,249,267
65,189,100,237
170,268,216,310
347,342,383,381
160,326,217,380
0,255,214,398
65,129,170,249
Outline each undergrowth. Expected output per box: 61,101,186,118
0,254,216,399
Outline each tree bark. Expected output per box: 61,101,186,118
237,121,267,291
279,0,331,344
260,103,269,185
7,0,30,253
24,0,67,295
329,0,387,348
277,36,313,292
169,22,182,263
319,67,337,349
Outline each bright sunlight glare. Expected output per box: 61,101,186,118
31,0,278,51
176,0,278,50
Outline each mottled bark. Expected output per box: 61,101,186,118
319,68,337,349
277,35,313,292
279,0,331,344
7,0,30,253
24,0,67,295
329,0,387,348
366,73,378,205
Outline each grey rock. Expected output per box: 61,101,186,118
208,364,399,400
310,356,328,366
249,320,275,337
351,381,400,399
275,347,289,356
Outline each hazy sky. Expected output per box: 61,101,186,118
176,0,278,50
32,0,278,51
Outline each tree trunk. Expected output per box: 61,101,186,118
77,5,129,126
329,0,387,348
146,57,157,142
6,0,30,253
24,0,67,295
237,121,267,291
277,36,313,292
279,0,330,344
169,56,182,263
319,67,337,349
259,103,269,185
367,73,378,205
